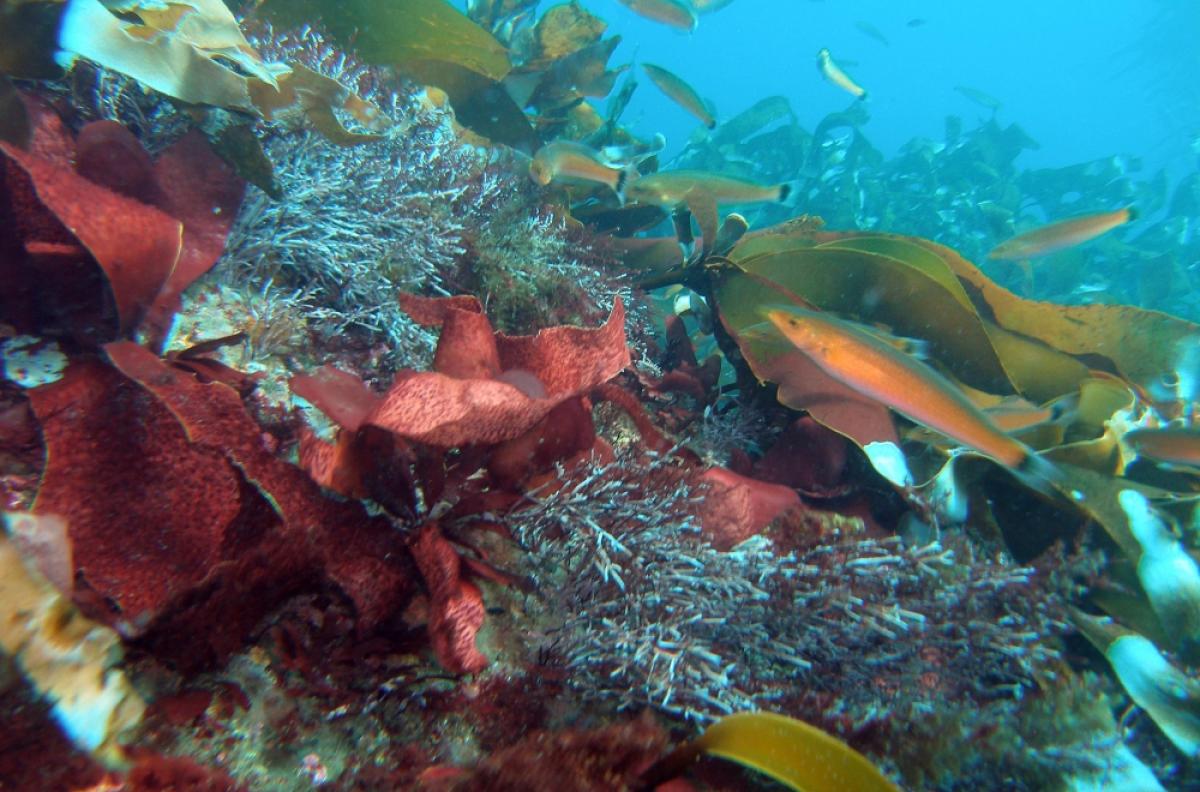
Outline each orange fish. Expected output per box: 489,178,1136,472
765,306,1058,488
988,207,1137,260
626,170,790,207
983,398,1056,432
691,0,736,12
529,141,632,200
1126,426,1200,468
817,48,867,100
642,63,716,130
616,0,697,32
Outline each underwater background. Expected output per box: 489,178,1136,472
585,0,1200,307
1,0,1200,790
589,0,1200,180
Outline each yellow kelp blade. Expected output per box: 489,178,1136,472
725,244,1015,396
725,215,827,260
2,513,146,768
248,63,391,146
647,711,899,791
733,229,1200,404
1043,427,1124,475
260,0,511,82
59,0,261,111
813,234,1092,402
1072,609,1200,758
981,321,1092,404
104,0,279,84
714,268,900,452
909,236,1200,396
815,234,977,313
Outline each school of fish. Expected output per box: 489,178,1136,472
527,1,1154,481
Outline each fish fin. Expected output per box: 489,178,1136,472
1015,259,1034,295
897,336,931,360
1014,452,1065,499
615,165,636,206
779,181,802,207
1049,396,1079,425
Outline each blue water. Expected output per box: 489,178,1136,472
579,0,1198,180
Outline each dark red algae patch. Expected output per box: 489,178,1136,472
431,674,564,755
0,380,43,511
410,523,488,675
124,752,247,792
147,688,216,729
0,670,108,791
23,344,415,670
28,358,244,633
422,712,671,792
0,93,243,347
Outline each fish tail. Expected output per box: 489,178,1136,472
778,181,801,207
1124,206,1139,222
1013,452,1065,499
903,337,932,360
614,165,636,207
1017,259,1034,294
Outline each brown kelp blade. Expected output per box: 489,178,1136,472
257,0,537,150
684,187,719,263
534,1,607,60
0,0,66,79
401,61,540,153
0,74,30,148
249,64,391,146
272,0,512,81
